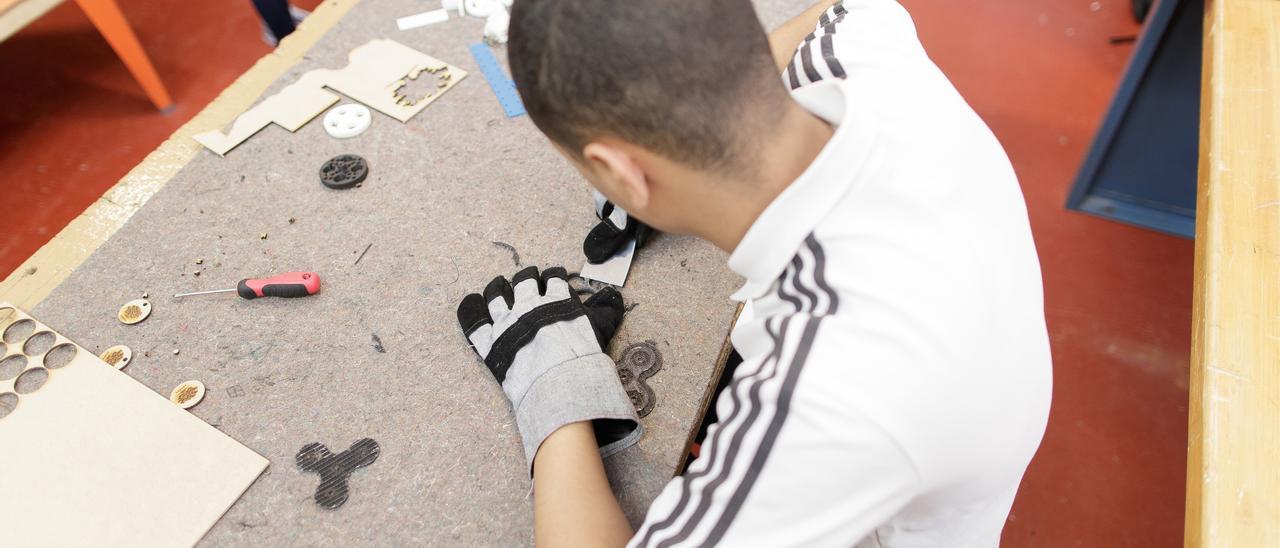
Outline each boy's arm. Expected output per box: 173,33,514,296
768,0,839,70
453,267,641,547
534,422,633,548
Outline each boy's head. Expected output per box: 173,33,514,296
509,0,789,234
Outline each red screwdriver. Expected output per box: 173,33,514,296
174,272,321,300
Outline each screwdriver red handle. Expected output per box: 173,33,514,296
236,272,321,299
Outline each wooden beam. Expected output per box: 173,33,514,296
1187,0,1280,545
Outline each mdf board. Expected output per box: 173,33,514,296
0,304,268,547
1187,0,1280,544
22,0,812,544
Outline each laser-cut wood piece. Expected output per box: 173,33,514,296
98,344,132,370
0,303,267,547
117,297,151,324
170,379,205,409
193,39,467,156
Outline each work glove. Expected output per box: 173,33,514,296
457,265,642,471
585,191,655,264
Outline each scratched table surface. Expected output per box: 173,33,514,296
32,0,807,544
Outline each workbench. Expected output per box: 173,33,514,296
0,0,807,544
1187,0,1280,544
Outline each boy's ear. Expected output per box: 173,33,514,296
582,142,650,210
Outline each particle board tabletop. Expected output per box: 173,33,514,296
5,0,809,544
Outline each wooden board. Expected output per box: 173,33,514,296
0,303,267,547
1186,0,1280,545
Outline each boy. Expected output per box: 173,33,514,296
455,1,1053,545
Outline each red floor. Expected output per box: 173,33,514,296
1,0,1190,545
907,2,1191,545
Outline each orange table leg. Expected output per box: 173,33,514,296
73,0,173,111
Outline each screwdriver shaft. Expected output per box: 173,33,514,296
174,288,237,298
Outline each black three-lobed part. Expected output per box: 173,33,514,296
296,438,380,509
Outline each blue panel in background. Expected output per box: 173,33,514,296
469,43,527,118
1066,0,1202,238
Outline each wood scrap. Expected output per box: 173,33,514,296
194,39,468,156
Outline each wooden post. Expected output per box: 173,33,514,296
1187,0,1280,544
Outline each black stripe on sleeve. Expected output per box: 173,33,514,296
786,58,801,90
789,253,820,312
654,316,797,548
640,317,789,547
632,265,805,546
799,42,823,83
702,315,824,544
635,236,839,546
820,33,847,80
807,235,841,315
698,237,840,543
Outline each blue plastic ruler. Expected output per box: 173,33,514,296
469,43,526,118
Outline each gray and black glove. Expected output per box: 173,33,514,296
585,191,655,264
457,266,642,471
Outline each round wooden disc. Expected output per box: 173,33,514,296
99,345,133,370
170,380,206,409
117,299,152,325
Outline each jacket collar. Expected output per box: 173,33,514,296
728,79,877,301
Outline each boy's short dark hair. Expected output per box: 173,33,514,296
508,0,787,175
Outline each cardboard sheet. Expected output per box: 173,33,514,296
580,238,637,287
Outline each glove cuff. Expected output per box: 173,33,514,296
514,352,643,474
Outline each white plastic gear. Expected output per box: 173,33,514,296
322,104,372,139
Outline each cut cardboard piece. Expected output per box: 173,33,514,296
194,39,467,156
580,238,636,287
0,303,267,547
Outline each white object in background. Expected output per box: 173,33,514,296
323,104,372,139
397,9,450,31
444,0,502,17
483,9,510,45
579,238,636,287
